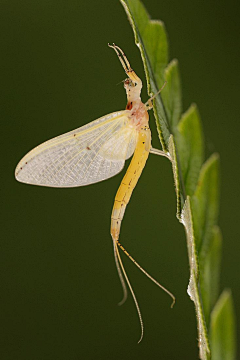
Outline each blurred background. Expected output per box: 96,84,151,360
1,0,239,359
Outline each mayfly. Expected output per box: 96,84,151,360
15,44,175,342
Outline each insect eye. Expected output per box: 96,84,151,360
124,78,134,88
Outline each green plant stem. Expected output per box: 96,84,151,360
120,1,236,359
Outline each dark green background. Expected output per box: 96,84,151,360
1,0,239,359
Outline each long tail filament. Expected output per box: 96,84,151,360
113,238,176,343
116,240,175,308
113,241,128,306
114,242,144,343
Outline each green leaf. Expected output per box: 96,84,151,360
120,1,234,359
120,0,168,87
190,153,220,324
181,197,210,360
176,104,204,196
121,0,170,150
191,153,220,253
162,59,182,130
200,226,222,326
210,290,236,360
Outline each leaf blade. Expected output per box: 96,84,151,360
200,226,222,327
181,197,210,360
191,153,220,252
120,2,234,360
177,104,204,196
163,59,182,130
210,290,236,360
121,0,170,150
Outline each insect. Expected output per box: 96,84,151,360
15,44,175,342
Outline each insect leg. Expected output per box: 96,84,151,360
145,81,167,108
113,44,132,69
150,147,170,159
108,43,131,73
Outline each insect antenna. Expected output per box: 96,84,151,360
116,239,175,308
116,79,126,86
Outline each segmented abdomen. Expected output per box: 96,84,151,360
111,127,151,241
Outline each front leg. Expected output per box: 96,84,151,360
145,81,167,111
145,99,153,111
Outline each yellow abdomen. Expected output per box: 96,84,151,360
111,127,151,241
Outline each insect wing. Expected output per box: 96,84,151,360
15,111,138,187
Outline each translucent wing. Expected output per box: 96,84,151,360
15,111,138,187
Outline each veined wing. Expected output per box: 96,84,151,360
15,111,138,187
